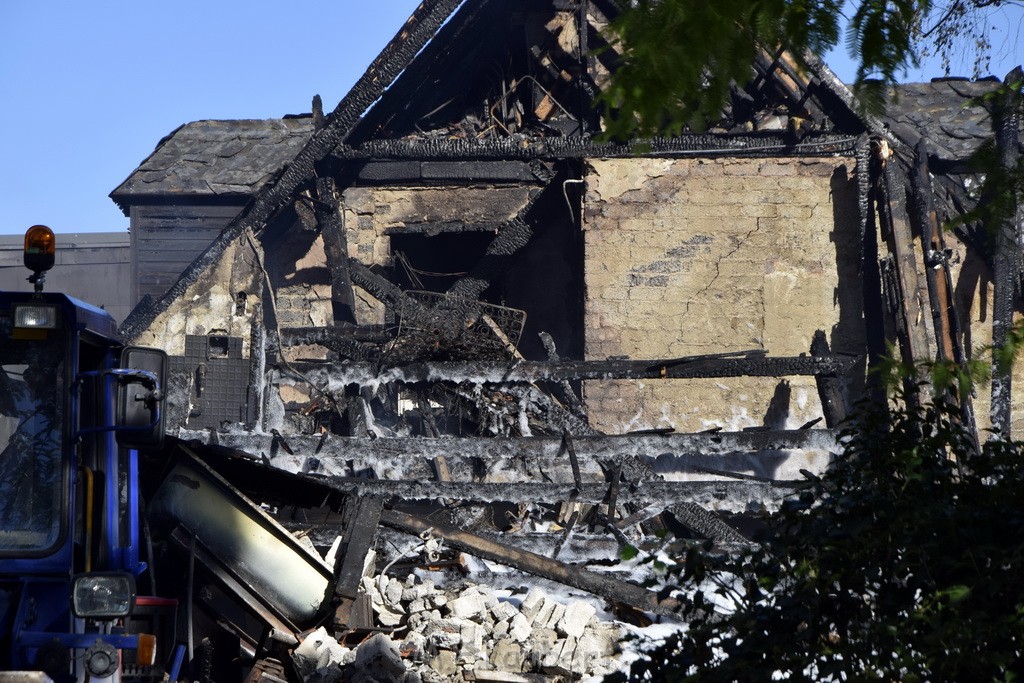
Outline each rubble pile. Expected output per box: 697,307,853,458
294,577,622,682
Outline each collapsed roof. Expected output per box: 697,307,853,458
110,0,1022,671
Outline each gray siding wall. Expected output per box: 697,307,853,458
0,232,132,322
130,203,244,304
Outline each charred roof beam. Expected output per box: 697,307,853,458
353,159,555,185
329,132,859,164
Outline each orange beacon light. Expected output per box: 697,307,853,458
24,224,55,291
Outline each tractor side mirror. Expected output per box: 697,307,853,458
116,346,168,450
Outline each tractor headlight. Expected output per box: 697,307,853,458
72,573,136,619
13,304,59,329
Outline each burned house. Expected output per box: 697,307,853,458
107,0,1021,674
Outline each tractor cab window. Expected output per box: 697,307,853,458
0,330,66,554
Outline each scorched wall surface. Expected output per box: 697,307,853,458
582,156,865,435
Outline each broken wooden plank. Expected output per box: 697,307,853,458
355,160,549,184
287,353,861,387
333,495,383,600
908,139,980,449
329,495,383,631
378,509,681,618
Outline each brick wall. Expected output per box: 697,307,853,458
582,157,865,434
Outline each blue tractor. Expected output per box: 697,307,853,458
0,226,176,681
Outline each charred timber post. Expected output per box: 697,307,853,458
878,161,934,365
316,177,357,325
379,509,681,618
810,331,848,427
327,496,383,631
246,304,266,431
909,140,981,448
989,67,1023,438
909,140,955,362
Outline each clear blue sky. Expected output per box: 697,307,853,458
0,1,1020,236
0,1,420,235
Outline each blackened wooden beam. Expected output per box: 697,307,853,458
447,190,544,300
909,140,956,362
279,326,381,363
185,429,840,467
908,140,980,449
667,503,749,544
540,330,589,421
328,495,383,604
379,509,682,618
316,177,357,325
876,159,933,366
347,259,424,314
355,160,551,184
329,131,860,164
383,220,509,235
287,353,861,387
122,0,464,340
988,67,1023,438
319,478,795,512
281,325,393,346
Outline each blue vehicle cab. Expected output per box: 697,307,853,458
0,226,168,681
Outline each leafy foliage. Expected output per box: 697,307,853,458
609,367,1024,681
949,74,1024,236
597,0,1019,140
598,0,842,139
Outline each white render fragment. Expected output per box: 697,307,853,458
423,618,464,650
350,633,406,683
293,627,351,680
376,605,404,627
531,598,557,627
519,587,546,620
400,630,428,662
402,578,436,602
383,577,404,608
490,599,519,622
557,600,598,638
508,613,532,642
361,549,377,578
458,620,485,662
492,619,510,638
489,639,525,673
448,591,488,621
429,650,458,677
542,602,566,630
323,535,342,568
